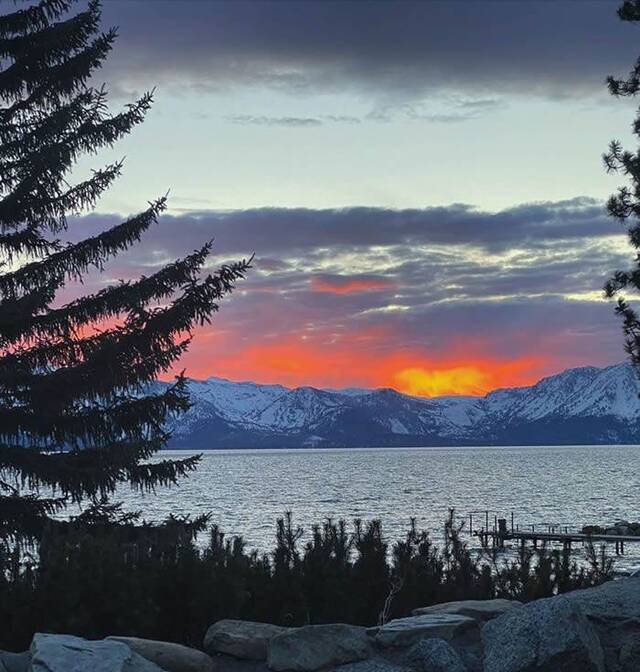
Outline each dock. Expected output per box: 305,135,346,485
466,510,640,556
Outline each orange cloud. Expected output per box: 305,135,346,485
169,328,548,397
310,275,398,294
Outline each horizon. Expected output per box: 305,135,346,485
177,358,630,399
67,0,637,396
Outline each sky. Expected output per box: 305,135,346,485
67,0,640,395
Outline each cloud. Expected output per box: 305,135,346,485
70,196,614,258
310,275,398,294
99,0,633,102
226,115,322,127
59,196,630,393
225,114,363,127
368,97,506,123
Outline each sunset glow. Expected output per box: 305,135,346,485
394,366,490,397
170,327,551,397
310,276,398,294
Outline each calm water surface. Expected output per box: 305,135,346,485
117,445,640,568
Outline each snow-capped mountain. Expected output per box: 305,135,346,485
162,362,640,448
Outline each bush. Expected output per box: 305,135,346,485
0,511,613,651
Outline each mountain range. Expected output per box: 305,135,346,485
160,362,640,448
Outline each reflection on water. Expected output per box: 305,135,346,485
116,445,640,569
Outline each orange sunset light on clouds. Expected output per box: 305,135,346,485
175,327,547,397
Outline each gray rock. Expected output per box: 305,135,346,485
0,651,29,672
267,624,370,672
619,632,640,672
109,636,216,672
412,599,521,624
369,614,476,649
406,639,467,672
458,650,481,672
481,595,605,672
333,660,409,672
565,577,640,667
211,655,269,672
565,577,640,621
204,621,289,661
29,633,164,672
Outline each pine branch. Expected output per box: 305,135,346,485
0,435,196,501
0,259,251,405
0,222,58,259
0,88,98,150
0,3,101,102
0,243,212,346
0,92,153,199
0,492,67,542
0,27,116,118
0,1,99,64
0,381,190,451
0,196,165,299
0,0,72,38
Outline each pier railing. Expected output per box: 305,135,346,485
464,510,639,556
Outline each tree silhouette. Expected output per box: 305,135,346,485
603,1,640,368
0,0,251,543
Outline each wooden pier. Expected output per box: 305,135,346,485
467,511,640,556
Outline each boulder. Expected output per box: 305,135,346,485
0,651,29,672
619,632,640,672
564,577,640,622
108,636,215,672
481,595,605,672
204,621,289,661
267,624,370,672
412,599,521,624
211,656,269,672
333,661,409,672
369,614,475,649
29,633,164,672
565,577,640,667
405,638,467,672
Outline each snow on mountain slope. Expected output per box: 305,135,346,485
479,363,640,422
250,387,346,430
186,377,287,422
163,362,640,447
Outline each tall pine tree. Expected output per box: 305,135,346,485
604,1,640,370
0,0,250,543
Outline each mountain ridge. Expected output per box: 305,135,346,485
161,362,640,448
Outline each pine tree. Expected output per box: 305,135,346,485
604,1,640,369
0,0,251,543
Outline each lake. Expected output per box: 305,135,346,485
117,444,640,570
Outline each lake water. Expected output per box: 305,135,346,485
117,445,640,570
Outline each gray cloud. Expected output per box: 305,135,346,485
61,196,630,378
99,0,633,102
227,115,322,127
70,196,617,259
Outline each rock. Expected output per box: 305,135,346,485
412,599,521,624
565,577,640,667
204,621,290,661
458,650,481,672
0,651,29,672
620,632,640,672
481,595,605,672
333,660,409,672
405,638,467,672
108,636,215,672
267,624,370,672
369,614,475,649
564,577,640,622
29,633,164,672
